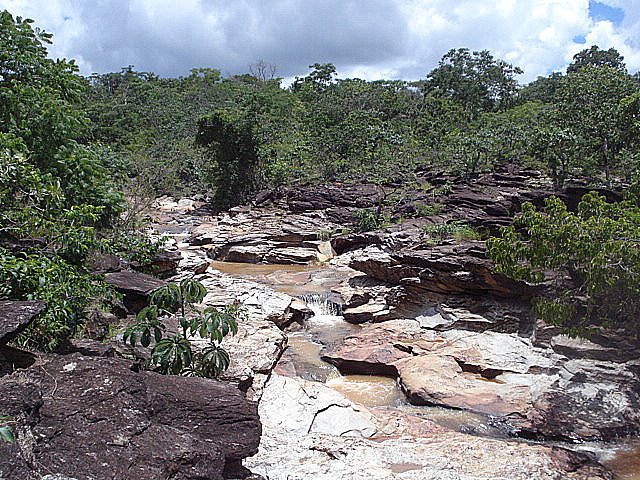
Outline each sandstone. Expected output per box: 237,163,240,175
0,354,260,480
0,300,46,345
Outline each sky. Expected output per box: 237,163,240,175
2,0,639,84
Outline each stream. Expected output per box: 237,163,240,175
208,260,639,479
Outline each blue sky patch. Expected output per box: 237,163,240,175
589,1,625,26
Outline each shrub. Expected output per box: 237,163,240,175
415,203,444,216
487,188,640,337
124,278,243,378
354,208,392,232
422,221,480,243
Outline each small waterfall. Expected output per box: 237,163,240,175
299,292,343,317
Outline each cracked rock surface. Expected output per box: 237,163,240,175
0,354,260,480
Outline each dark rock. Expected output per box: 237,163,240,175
86,253,126,274
0,300,46,346
133,250,182,278
350,243,535,299
54,338,117,358
84,309,119,340
0,354,261,480
0,345,36,376
104,271,167,312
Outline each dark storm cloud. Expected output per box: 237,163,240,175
64,0,409,78
3,0,640,81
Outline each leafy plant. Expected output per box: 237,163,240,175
487,188,640,337
0,417,14,443
354,208,392,232
422,221,480,243
124,278,242,378
415,203,444,216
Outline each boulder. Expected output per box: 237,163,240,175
264,247,319,264
0,300,46,345
321,320,420,375
257,374,377,438
0,354,260,480
133,249,182,277
104,271,167,312
350,243,533,299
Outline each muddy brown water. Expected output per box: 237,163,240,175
602,442,640,480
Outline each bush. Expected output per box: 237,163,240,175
422,221,481,243
355,208,392,232
487,188,640,337
124,278,242,378
0,247,115,350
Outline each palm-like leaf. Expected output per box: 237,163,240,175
151,335,192,375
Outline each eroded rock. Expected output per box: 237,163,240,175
0,300,46,345
0,354,260,480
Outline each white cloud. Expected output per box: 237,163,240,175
1,0,639,82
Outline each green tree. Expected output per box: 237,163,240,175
421,48,523,121
488,189,640,337
567,45,626,74
555,65,639,183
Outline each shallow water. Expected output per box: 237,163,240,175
286,332,341,382
602,442,640,480
214,259,640,477
326,375,406,407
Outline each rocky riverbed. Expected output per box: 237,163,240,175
147,171,638,479
1,169,638,479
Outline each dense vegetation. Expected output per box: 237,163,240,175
0,12,156,349
85,47,640,208
488,189,640,337
2,8,639,344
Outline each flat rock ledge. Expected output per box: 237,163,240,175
246,374,612,480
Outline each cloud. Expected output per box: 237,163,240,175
1,0,639,83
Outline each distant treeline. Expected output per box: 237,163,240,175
84,46,640,208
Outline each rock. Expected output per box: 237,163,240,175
395,355,543,419
0,345,36,376
194,271,289,400
264,247,319,264
321,320,419,375
350,243,533,299
133,249,182,278
0,354,260,480
0,300,46,345
257,374,377,438
86,252,126,274
550,334,633,362
83,310,119,340
248,376,612,480
321,321,640,441
342,301,392,324
224,244,273,263
104,271,167,312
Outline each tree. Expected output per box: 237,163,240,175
0,11,157,350
517,72,563,104
567,45,626,74
421,48,523,120
555,65,639,183
488,188,640,337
